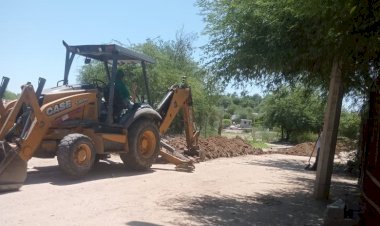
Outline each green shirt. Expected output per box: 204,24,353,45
115,79,130,100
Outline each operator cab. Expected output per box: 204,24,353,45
61,41,155,124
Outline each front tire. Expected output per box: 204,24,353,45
57,134,96,178
120,119,160,170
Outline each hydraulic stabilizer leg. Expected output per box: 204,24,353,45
0,142,27,191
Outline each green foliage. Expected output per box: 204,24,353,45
3,90,18,100
206,105,221,129
226,105,237,117
218,93,262,122
77,62,107,84
260,86,324,141
198,0,379,96
218,96,232,109
259,130,279,143
339,110,360,140
249,140,269,149
142,37,215,134
241,94,262,111
76,31,224,136
231,93,241,105
235,106,254,121
133,33,215,134
222,119,232,128
223,112,231,119
290,131,318,144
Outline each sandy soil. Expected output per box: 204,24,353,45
166,136,263,160
265,138,357,157
0,154,358,226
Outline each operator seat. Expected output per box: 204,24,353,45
100,84,131,123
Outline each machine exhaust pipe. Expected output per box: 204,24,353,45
0,142,27,192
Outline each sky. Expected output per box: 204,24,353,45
0,0,218,94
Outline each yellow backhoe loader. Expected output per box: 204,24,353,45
0,41,200,191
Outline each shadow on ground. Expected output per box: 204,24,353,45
24,160,153,186
244,155,360,179
166,158,359,226
125,221,163,226
169,192,326,226
169,183,359,226
242,157,312,172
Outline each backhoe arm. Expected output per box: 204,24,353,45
182,89,200,155
158,84,199,154
156,80,200,171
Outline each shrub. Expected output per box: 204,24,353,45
222,119,232,128
260,130,279,142
339,111,360,140
290,132,318,144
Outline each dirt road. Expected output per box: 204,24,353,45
1,154,357,226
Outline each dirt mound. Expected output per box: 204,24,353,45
278,142,316,156
276,138,357,156
165,136,263,160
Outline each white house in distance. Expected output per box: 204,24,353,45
240,119,252,128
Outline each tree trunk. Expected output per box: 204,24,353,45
204,117,208,137
218,117,222,135
314,57,344,199
281,126,284,140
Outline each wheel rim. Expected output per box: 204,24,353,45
74,144,92,166
139,130,157,158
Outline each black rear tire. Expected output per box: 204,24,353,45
120,119,160,170
57,134,96,178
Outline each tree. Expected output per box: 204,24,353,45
198,0,379,94
218,96,232,109
261,86,324,141
198,0,379,199
240,94,262,111
77,62,106,84
3,90,18,100
76,34,222,136
339,110,360,139
134,36,216,135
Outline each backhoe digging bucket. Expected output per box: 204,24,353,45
160,140,195,172
0,142,27,191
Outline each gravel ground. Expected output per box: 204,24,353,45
0,154,358,226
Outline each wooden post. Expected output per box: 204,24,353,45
314,58,344,199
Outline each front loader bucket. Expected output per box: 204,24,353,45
0,142,27,192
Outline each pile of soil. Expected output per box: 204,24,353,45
275,138,357,157
162,135,356,162
275,142,316,157
165,135,263,160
